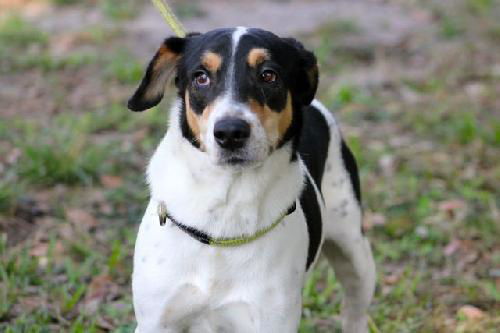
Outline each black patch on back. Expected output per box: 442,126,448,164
298,106,330,184
297,105,330,269
340,139,361,203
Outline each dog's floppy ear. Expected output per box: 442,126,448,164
283,38,319,106
128,36,187,112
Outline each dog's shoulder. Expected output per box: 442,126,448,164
297,102,333,189
296,101,334,269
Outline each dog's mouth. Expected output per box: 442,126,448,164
216,151,257,168
218,155,252,167
227,156,253,166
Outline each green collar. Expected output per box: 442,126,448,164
157,201,296,247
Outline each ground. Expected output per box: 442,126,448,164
0,0,499,332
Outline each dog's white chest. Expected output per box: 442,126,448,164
132,201,309,333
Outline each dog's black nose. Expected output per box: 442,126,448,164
214,118,250,150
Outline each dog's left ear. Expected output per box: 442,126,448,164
283,38,319,106
128,35,195,112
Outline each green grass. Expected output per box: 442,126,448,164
51,0,83,5
0,15,48,47
105,50,145,84
100,0,140,21
0,14,103,73
1,0,499,331
9,118,108,186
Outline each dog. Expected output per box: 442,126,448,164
128,27,376,333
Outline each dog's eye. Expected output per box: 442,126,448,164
260,69,277,83
193,71,210,87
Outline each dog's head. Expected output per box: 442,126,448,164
128,27,318,167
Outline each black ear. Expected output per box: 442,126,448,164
128,36,187,112
283,38,319,106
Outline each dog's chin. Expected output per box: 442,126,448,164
206,142,270,170
212,150,266,170
216,155,259,169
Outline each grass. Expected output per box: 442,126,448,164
0,14,102,73
100,0,140,21
105,50,145,84
1,0,499,332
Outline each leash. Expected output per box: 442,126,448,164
151,0,186,38
158,201,296,247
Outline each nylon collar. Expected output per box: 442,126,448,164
157,202,296,247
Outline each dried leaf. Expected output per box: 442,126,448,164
30,242,48,257
83,274,115,314
458,305,485,320
383,268,403,285
66,208,98,229
363,212,386,231
19,296,45,313
444,239,461,256
100,175,123,189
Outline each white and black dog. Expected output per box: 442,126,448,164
128,27,375,333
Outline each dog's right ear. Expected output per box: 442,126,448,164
128,36,187,112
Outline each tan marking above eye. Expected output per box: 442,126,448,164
249,92,293,147
201,51,222,73
247,48,270,67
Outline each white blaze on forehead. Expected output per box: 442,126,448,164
204,27,254,153
232,26,248,53
203,28,271,163
226,27,248,93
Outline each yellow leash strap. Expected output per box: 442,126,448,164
210,210,290,247
151,0,186,37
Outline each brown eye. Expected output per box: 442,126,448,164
194,72,210,87
260,69,277,83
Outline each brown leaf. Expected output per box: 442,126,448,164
444,239,461,256
95,316,115,330
362,212,386,232
83,274,116,314
30,242,48,257
30,240,65,268
6,147,21,164
66,208,98,229
100,175,123,189
18,296,45,313
383,270,403,285
439,199,466,211
458,305,485,320
438,199,467,219
50,33,80,57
